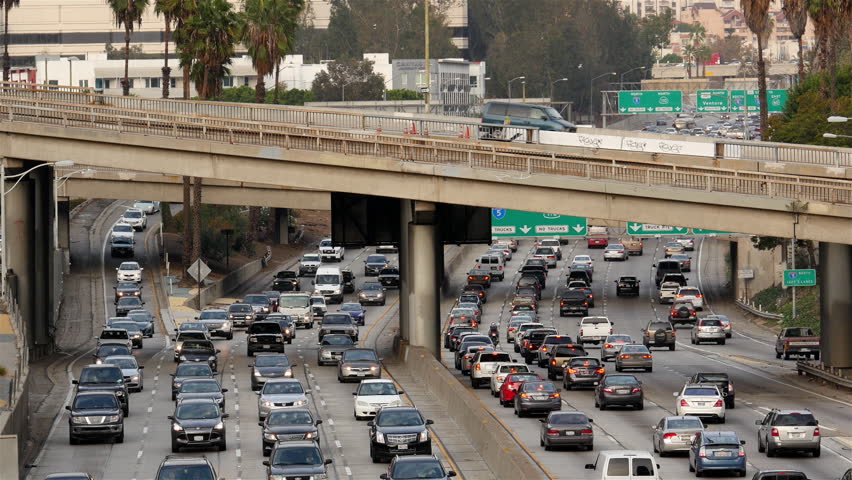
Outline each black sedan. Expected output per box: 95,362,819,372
113,281,141,303
594,374,643,410
539,411,594,451
378,267,401,288
114,296,144,316
168,399,228,452
259,408,322,455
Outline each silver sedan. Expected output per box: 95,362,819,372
614,344,653,372
603,244,628,261
652,416,705,455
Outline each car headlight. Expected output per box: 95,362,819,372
118,292,125,296
294,399,307,407
208,356,216,362
359,293,367,298
285,369,293,377
357,400,369,407
262,400,275,407
305,431,316,439
214,422,224,430
263,432,278,440
71,416,86,424
172,423,183,432
343,366,352,372
175,345,183,352
179,356,187,361
419,430,429,442
369,366,378,372
95,359,103,364
108,415,120,423
222,322,231,330
303,313,311,321
133,334,141,339
131,376,140,382
263,307,269,312
253,370,262,377
375,432,385,444
284,329,291,334
268,475,286,480
115,390,124,396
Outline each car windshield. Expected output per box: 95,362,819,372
243,295,268,304
366,255,387,263
116,282,137,290
319,240,333,247
358,382,398,396
127,311,152,321
249,323,281,334
684,388,719,396
343,350,378,362
668,417,704,429
176,403,219,420
176,365,212,376
119,263,139,271
263,382,304,395
340,304,362,312
271,446,323,466
255,355,289,367
775,414,818,426
322,314,351,325
74,394,118,409
377,410,423,426
279,296,310,308
105,358,137,369
79,368,123,384
117,297,142,306
478,353,511,363
391,460,446,479
509,374,540,383
113,237,132,245
604,375,638,386
621,345,650,353
97,345,130,357
535,248,554,255
124,211,142,219
648,322,672,331
574,256,591,262
316,274,339,284
607,335,632,343
181,381,220,393
310,297,325,305
156,465,214,480
671,254,689,260
303,254,320,262
363,283,383,291
229,304,252,313
680,289,700,296
111,322,140,332
607,244,624,250
113,225,133,232
705,434,740,445
199,311,227,320
521,382,556,393
268,410,314,425
498,365,530,373
322,336,354,346
550,413,588,425
181,341,213,352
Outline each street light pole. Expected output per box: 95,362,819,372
619,66,646,91
590,72,616,127
53,168,93,250
424,0,430,112
507,76,525,102
549,77,568,107
521,80,526,103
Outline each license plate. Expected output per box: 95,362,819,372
716,451,731,457
792,433,805,438
356,373,367,376
616,389,629,394
533,395,548,400
563,431,575,436
193,435,204,441
263,345,271,349
680,435,692,442
697,402,707,406
397,444,408,450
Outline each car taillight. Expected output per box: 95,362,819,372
508,327,516,332
581,429,593,435
642,354,652,359
770,427,780,437
547,256,555,259
520,393,529,398
699,446,706,458
584,302,589,306
524,340,530,347
632,387,641,393
604,344,612,348
609,329,614,335
670,310,677,316
680,399,689,406
485,276,490,280
738,446,745,457
677,294,684,298
728,384,734,392
567,368,577,374
813,428,820,437
713,399,723,407
541,347,548,352
663,432,678,440
475,364,481,370
596,367,607,374
479,292,484,297
547,429,559,435
499,266,503,270
603,388,614,393
620,354,629,359
696,294,703,298
579,329,584,336
551,360,557,366
690,310,696,315
550,393,560,398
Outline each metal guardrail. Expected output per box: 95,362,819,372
735,299,783,320
3,82,852,170
2,100,851,207
796,360,852,388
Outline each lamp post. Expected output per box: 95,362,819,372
521,80,526,103
549,77,568,107
589,72,616,126
54,167,93,249
619,66,646,91
67,57,79,87
220,228,234,272
823,133,852,139
507,76,525,102
1,160,74,293
827,116,849,123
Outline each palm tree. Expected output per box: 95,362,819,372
106,0,149,96
182,0,240,99
2,0,20,82
741,0,772,133
782,0,810,83
689,22,707,77
241,0,275,103
808,0,851,99
182,175,191,277
154,0,181,98
192,176,201,270
270,0,304,103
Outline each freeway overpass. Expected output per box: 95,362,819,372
0,83,849,370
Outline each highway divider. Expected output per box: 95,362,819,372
392,346,550,480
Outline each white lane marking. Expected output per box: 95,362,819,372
345,466,352,476
320,400,326,407
335,440,342,448
235,404,240,411
314,384,320,391
236,448,242,458
142,427,148,434
147,406,152,413
136,450,143,459
823,443,852,464
328,418,334,426
154,375,159,382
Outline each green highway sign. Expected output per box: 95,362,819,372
730,89,788,113
618,90,683,114
491,209,587,237
626,223,688,235
696,90,730,113
783,269,817,287
692,228,731,235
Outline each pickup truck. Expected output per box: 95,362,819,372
775,327,821,360
658,281,681,304
318,238,344,262
272,270,300,292
577,316,614,345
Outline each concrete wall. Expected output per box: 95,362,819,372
185,256,266,310
734,237,784,300
0,377,29,479
394,346,548,480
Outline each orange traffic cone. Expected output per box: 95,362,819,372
403,124,409,135
410,122,418,135
464,126,471,139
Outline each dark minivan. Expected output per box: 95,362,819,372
481,102,577,134
654,260,683,286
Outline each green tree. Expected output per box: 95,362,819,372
659,53,683,63
181,0,240,100
311,58,385,101
808,0,851,99
707,35,745,63
326,0,361,59
2,0,20,82
640,10,676,58
270,0,305,103
782,0,810,83
241,0,277,103
688,22,707,76
741,0,772,132
386,88,423,100
106,0,149,96
293,1,327,63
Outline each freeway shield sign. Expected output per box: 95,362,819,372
618,90,683,114
730,89,788,113
696,90,730,113
491,209,587,237
783,269,816,287
626,223,688,235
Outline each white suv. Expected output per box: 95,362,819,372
120,208,147,231
675,286,704,310
674,384,725,423
353,379,403,420
469,351,513,388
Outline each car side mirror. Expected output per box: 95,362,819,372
255,391,261,395
305,390,312,394
169,373,175,377
512,359,518,363
539,418,546,423
398,390,404,394
755,420,762,425
585,464,595,470
426,419,434,425
324,459,333,465
167,415,174,420
65,405,71,411
367,421,375,427
652,264,657,268
71,380,78,385
311,281,315,285
248,364,254,367
194,317,199,320
258,421,264,426
316,420,323,425
380,475,388,480
262,461,270,467
740,440,746,445
352,392,357,396
221,388,228,393
215,349,221,354
447,472,457,478
290,364,298,368
673,392,679,397
138,366,145,369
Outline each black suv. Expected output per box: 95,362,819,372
171,363,215,400
614,276,640,296
168,398,228,452
73,364,129,416
690,372,735,408
369,407,434,463
67,391,124,444
177,340,219,372
249,353,296,391
264,441,332,477
115,296,145,316
247,321,286,356
522,329,557,364
113,281,141,303
273,270,300,291
558,289,589,316
643,320,676,350
154,455,218,480
379,267,401,288
318,312,358,342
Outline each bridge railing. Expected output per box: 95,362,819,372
720,139,852,167
2,100,849,207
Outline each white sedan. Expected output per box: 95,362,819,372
353,379,403,420
111,222,135,241
116,261,143,283
674,384,725,423
571,255,594,268
489,362,532,397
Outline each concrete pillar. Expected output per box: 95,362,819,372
818,242,852,368
272,208,290,245
398,199,412,343
57,198,70,250
408,202,440,358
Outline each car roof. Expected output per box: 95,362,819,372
73,390,117,397
273,440,321,448
392,454,441,464
378,406,419,413
360,378,394,384
159,454,213,466
596,450,656,458
177,397,218,405
103,355,136,361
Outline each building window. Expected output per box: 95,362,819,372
78,80,89,87
147,77,161,88
469,75,478,87
95,78,103,89
223,76,234,87
244,76,250,86
170,78,177,88
47,80,58,85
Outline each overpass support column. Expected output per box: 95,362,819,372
398,199,412,343
818,242,852,368
56,198,70,250
408,201,440,358
272,208,289,245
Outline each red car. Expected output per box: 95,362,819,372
499,372,543,407
587,237,609,248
